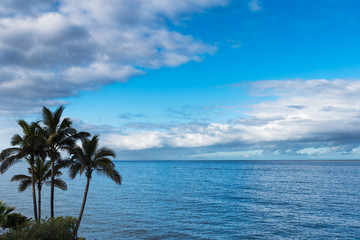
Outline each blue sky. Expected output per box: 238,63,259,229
1,0,360,160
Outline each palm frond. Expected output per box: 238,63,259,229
10,174,31,182
0,200,15,215
18,179,32,192
55,159,71,170
69,164,82,179
95,147,116,160
96,168,122,185
10,134,23,146
0,147,21,160
95,158,115,171
76,131,91,141
0,157,23,174
110,170,122,185
53,106,65,126
53,179,67,191
42,106,56,133
17,120,31,136
59,117,72,131
58,137,76,151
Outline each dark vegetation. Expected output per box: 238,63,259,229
0,216,84,240
0,106,121,240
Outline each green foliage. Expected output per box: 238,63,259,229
0,216,84,240
69,135,121,184
0,201,15,227
0,201,29,232
1,213,29,231
0,201,15,217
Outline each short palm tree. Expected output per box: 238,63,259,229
11,157,67,220
69,135,121,239
41,106,89,218
0,120,44,221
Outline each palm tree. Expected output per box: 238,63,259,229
11,157,67,220
0,120,44,221
41,106,89,218
69,135,121,239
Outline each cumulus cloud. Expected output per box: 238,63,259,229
104,132,164,150
0,0,225,114
232,79,360,146
91,79,360,159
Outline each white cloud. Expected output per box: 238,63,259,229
243,79,360,140
167,123,234,147
63,64,144,87
0,0,225,114
296,147,330,155
103,132,164,150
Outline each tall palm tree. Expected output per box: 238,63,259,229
0,120,44,221
69,135,121,239
11,157,67,220
41,106,89,218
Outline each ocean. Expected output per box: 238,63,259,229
1,160,360,239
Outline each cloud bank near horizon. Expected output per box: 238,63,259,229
70,79,360,160
0,0,227,115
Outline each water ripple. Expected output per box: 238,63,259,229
1,160,360,239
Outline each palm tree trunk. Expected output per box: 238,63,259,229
38,185,41,220
50,154,55,218
73,175,91,239
30,160,38,221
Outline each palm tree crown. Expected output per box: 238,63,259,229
69,135,121,183
0,120,44,173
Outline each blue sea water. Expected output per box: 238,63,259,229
1,160,360,239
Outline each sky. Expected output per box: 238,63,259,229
1,0,360,160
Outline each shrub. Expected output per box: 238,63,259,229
0,216,84,240
0,201,29,231
1,213,29,231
